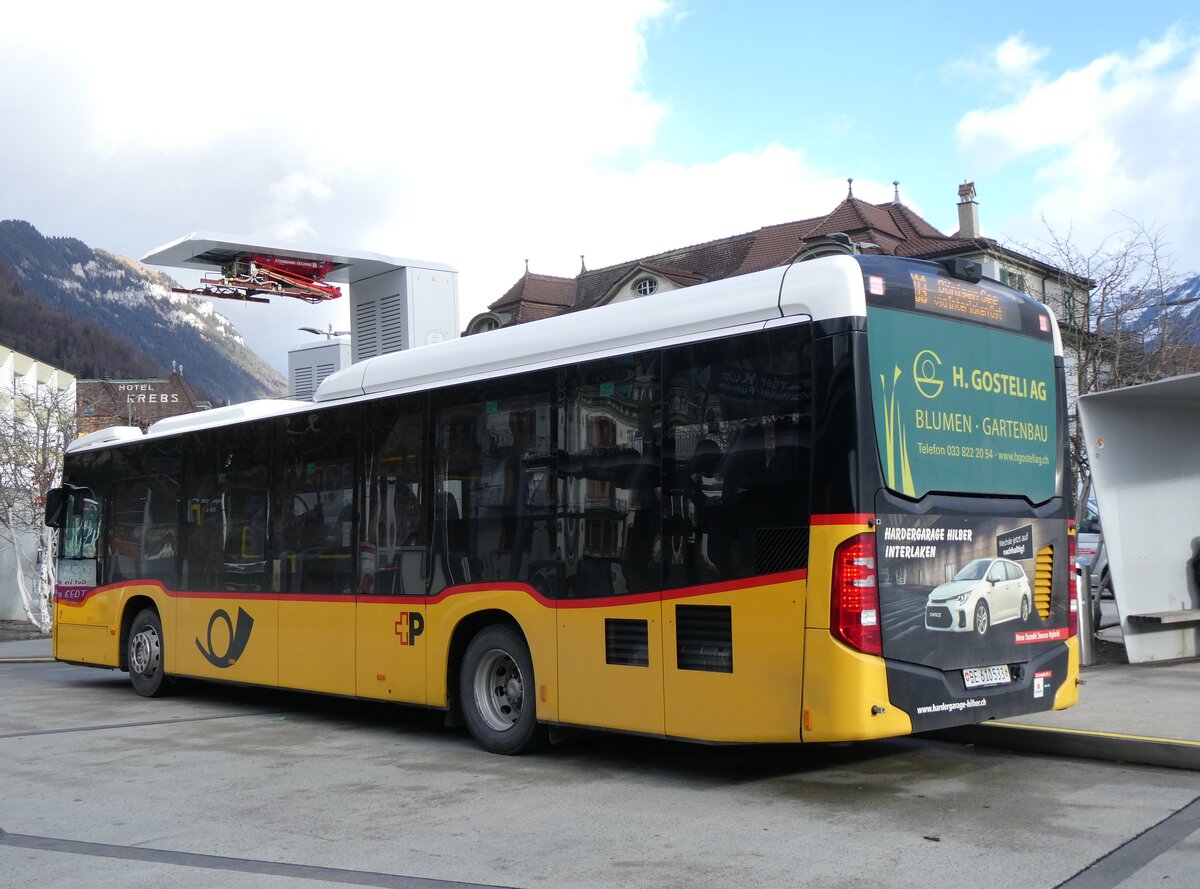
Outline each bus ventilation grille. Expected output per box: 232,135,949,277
1034,544,1053,620
676,605,733,673
605,619,649,667
754,526,808,574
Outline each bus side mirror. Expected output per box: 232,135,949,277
45,488,68,528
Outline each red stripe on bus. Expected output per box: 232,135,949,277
62,572,808,610
425,569,807,609
809,513,874,526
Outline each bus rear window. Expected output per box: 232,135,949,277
866,304,1059,503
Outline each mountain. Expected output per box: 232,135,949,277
0,220,284,404
1116,273,1200,348
1162,275,1200,335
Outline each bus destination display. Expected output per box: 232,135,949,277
909,272,1020,330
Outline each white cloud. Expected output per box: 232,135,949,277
0,1,891,375
956,29,1200,267
994,35,1050,81
942,33,1050,96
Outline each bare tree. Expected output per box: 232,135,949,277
1016,217,1200,506
0,369,75,631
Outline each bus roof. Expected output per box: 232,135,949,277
70,254,1057,449
66,399,314,454
315,255,867,402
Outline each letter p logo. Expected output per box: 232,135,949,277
394,612,425,646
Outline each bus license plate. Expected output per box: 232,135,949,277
963,665,1011,689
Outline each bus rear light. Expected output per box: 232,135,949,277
1068,591,1079,637
831,532,882,656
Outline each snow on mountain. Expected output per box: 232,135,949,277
0,220,284,404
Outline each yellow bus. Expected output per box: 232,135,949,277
45,253,1079,754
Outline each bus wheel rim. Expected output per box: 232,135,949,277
130,626,161,678
473,648,523,732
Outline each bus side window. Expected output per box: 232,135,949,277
663,325,812,587
98,440,182,588
273,407,357,596
558,352,663,598
431,373,557,593
183,427,268,594
361,398,428,597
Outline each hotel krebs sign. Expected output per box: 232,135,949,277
116,382,183,405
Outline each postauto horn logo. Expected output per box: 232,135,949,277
196,607,255,668
912,349,943,399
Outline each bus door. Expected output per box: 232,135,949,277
46,487,107,662
275,412,358,696
355,400,428,704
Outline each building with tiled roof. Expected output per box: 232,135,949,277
467,265,576,333
466,180,1085,334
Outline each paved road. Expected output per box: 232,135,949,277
1,655,1198,888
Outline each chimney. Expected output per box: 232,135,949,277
957,181,979,238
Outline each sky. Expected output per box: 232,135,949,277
3,1,1200,374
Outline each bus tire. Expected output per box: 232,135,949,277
973,601,990,637
459,624,546,755
128,607,169,697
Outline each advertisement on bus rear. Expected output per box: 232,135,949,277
876,511,1069,671
866,305,1059,504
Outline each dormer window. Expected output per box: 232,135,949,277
633,277,658,297
465,312,504,335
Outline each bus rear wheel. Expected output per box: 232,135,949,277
128,608,169,697
460,625,546,755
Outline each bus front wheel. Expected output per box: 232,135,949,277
128,608,169,697
459,625,546,755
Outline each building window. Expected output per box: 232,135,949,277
1000,269,1028,293
633,277,658,297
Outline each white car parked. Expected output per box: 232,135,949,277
924,557,1033,636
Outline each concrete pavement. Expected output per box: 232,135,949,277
3,631,1198,769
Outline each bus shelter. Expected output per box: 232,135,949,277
1079,372,1200,663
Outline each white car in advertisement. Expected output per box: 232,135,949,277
924,557,1032,636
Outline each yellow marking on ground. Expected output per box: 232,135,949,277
991,721,1200,748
